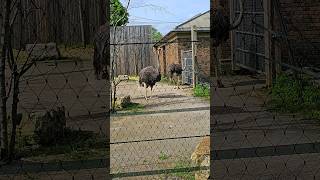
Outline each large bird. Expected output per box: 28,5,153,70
211,0,244,47
93,24,108,80
139,66,161,100
211,0,244,88
168,63,183,89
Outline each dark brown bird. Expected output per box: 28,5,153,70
93,24,109,80
168,63,183,89
211,0,244,88
211,0,244,47
139,66,161,100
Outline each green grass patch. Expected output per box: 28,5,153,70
116,102,145,112
58,46,93,61
128,75,139,81
268,73,320,119
167,160,196,180
193,84,210,100
16,122,108,162
158,151,169,160
160,76,175,85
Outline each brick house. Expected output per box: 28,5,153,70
153,11,210,82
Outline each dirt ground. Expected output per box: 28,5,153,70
4,60,319,179
110,80,210,174
1,60,210,179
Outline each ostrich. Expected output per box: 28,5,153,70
139,66,161,100
93,24,109,80
211,0,244,88
168,63,183,89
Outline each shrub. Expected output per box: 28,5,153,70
270,73,320,118
193,84,210,98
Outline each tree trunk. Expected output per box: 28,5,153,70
0,0,12,160
9,65,19,161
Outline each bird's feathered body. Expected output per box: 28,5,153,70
211,0,244,47
168,63,183,77
168,63,183,89
211,7,231,46
93,24,109,80
139,66,161,89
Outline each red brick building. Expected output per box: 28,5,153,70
154,11,211,83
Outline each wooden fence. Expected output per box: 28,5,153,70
110,26,158,76
0,1,158,76
0,0,104,49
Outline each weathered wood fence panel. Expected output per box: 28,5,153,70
0,0,103,49
110,26,158,76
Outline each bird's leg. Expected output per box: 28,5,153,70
143,83,148,100
177,76,180,89
173,77,177,89
150,87,153,99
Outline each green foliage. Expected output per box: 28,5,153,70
110,0,129,26
171,161,195,180
151,27,163,42
193,84,210,99
158,151,169,160
270,74,320,119
116,102,145,112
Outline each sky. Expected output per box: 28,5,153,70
119,0,210,35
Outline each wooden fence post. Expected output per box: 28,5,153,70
264,0,273,87
78,0,85,47
191,25,198,88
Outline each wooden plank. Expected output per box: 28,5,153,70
264,0,272,87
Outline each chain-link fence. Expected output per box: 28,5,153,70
211,0,320,179
0,0,110,179
0,0,319,179
0,0,212,179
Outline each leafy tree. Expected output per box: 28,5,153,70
110,0,129,26
151,27,163,42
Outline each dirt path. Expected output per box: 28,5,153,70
111,81,210,175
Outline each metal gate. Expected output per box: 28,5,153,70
233,0,265,73
181,50,193,85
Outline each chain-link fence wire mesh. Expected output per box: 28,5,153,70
211,0,320,179
0,0,110,179
109,25,210,178
0,0,212,179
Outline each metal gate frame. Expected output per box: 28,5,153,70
181,50,193,85
231,0,266,73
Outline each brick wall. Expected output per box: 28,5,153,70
279,0,320,67
156,33,211,80
164,41,180,75
197,38,211,80
178,36,211,81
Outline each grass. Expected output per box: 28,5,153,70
58,46,93,61
15,115,108,162
172,161,196,180
128,75,139,81
18,130,107,162
160,76,175,85
193,84,210,100
158,151,169,161
2,45,94,65
115,102,145,112
163,160,196,180
268,73,320,119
